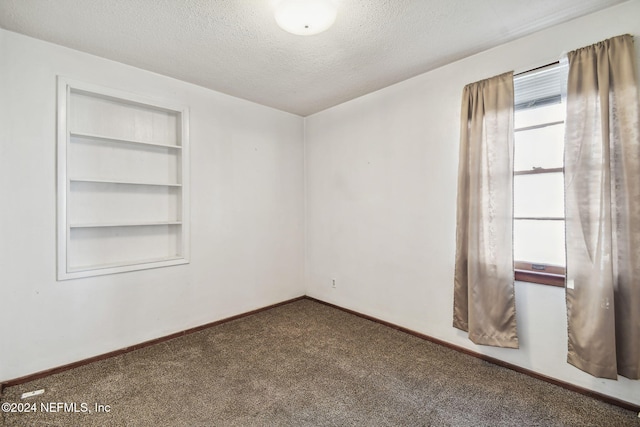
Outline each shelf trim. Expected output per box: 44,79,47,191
69,178,182,187
70,221,182,229
66,256,186,274
70,131,182,150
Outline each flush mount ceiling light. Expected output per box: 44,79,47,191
275,0,337,36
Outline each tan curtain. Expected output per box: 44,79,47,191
453,72,518,348
565,34,640,380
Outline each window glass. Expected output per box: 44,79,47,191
514,172,564,218
514,103,564,129
514,220,565,266
514,123,564,171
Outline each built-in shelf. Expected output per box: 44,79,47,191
70,178,182,187
57,77,190,280
70,131,182,150
69,221,182,229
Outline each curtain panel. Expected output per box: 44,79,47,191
564,34,640,380
453,72,519,348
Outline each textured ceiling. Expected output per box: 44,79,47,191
0,0,627,116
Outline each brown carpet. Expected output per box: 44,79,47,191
1,299,637,426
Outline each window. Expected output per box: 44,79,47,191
513,64,567,287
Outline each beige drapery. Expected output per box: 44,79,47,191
453,72,519,348
564,34,640,380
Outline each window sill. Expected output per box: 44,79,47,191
514,269,565,287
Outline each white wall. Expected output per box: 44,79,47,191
0,29,305,382
305,1,640,405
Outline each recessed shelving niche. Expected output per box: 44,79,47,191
57,78,190,280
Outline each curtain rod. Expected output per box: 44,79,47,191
514,61,560,77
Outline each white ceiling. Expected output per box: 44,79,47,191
0,0,626,116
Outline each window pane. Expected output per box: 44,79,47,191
514,123,564,171
514,63,567,110
514,172,564,218
515,103,565,129
514,219,565,266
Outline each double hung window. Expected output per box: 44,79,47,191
513,64,567,287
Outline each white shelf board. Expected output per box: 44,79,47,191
70,178,182,187
70,131,182,150
67,255,186,274
70,221,182,229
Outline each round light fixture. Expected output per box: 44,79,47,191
275,0,337,36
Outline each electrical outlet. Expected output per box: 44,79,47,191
332,278,336,288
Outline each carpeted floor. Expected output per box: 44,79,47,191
1,299,637,426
